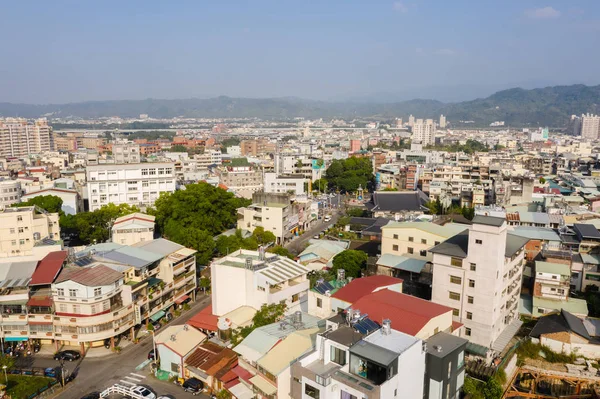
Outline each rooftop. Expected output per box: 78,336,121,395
381,221,467,238
30,251,67,286
426,332,468,359
472,215,506,227
55,264,123,286
155,324,207,356
331,275,403,304
535,261,570,276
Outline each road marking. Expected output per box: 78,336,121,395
120,380,136,386
124,376,142,382
130,372,145,378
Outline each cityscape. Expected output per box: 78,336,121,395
2,2,600,399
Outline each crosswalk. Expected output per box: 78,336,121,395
120,372,146,387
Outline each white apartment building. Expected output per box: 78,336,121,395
0,180,22,208
0,118,53,157
581,114,600,140
195,149,222,168
440,114,447,128
210,249,310,317
113,143,141,164
237,192,298,245
430,216,528,356
263,172,306,196
0,207,60,258
86,162,176,211
111,213,155,245
216,166,263,198
411,118,436,145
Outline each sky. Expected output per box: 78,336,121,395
1,0,599,104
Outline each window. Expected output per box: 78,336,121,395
469,279,475,288
449,292,461,301
435,241,440,245
91,304,97,314
57,288,65,297
19,239,25,245
171,363,179,373
330,346,347,366
316,298,322,308
69,289,77,297
468,296,474,304
421,238,427,244
72,304,80,314
470,263,476,271
450,276,462,284
452,308,459,316
59,304,67,312
408,236,414,242
475,239,482,244
451,257,463,267
393,245,399,251
11,240,15,246
304,384,320,399
9,228,14,234
17,216,22,222
448,362,452,378
466,312,473,320
465,328,472,336
408,247,414,254
292,294,299,303
94,288,102,296
393,234,398,239
552,275,557,280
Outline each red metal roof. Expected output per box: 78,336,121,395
188,304,218,332
350,289,453,336
29,251,68,286
27,296,52,307
452,321,463,332
232,365,253,383
331,275,403,304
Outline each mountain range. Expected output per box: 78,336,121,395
1,84,599,127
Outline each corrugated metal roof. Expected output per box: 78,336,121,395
511,227,561,242
55,264,123,286
257,258,310,285
30,251,67,286
257,328,319,375
133,238,184,256
381,221,467,238
536,261,570,276
377,254,426,274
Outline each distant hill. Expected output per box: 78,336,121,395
1,84,599,126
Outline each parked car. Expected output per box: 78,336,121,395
103,339,111,349
182,377,204,394
147,349,155,360
54,350,81,362
130,386,156,399
80,392,100,399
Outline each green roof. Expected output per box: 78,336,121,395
581,254,600,265
377,253,427,274
535,261,570,276
532,296,589,316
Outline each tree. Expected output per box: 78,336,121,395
13,195,63,214
171,227,216,266
296,159,304,169
216,390,232,399
313,178,329,192
331,250,368,278
325,157,375,193
231,303,287,345
382,187,398,191
170,145,188,152
539,177,546,184
346,208,368,217
60,203,140,244
316,159,324,168
0,354,15,371
267,245,294,259
199,277,211,293
461,205,475,220
253,227,276,245
482,378,504,399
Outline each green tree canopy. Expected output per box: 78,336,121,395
60,203,139,244
267,245,294,259
231,303,287,345
13,195,63,214
252,227,276,245
325,157,374,193
331,250,368,278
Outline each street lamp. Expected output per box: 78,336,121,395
2,365,7,384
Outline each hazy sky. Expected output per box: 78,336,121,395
1,0,599,104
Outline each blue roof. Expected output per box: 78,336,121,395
377,253,427,273
511,226,561,242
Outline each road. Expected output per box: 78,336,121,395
18,294,212,399
285,209,342,255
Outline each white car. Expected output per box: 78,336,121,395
130,386,156,399
324,216,331,222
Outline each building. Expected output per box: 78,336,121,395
215,166,263,199
54,135,78,152
210,248,310,317
430,216,529,356
290,316,426,399
263,173,306,196
113,143,141,164
581,114,600,140
0,118,53,157
111,213,155,245
237,192,300,245
21,188,81,215
439,114,447,129
412,119,436,145
0,180,21,208
365,190,429,218
240,139,275,156
86,162,176,211
154,324,207,378
424,332,468,399
0,207,60,258
349,139,362,153
531,260,588,317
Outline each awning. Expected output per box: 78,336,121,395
466,342,489,357
188,305,218,332
150,310,165,323
249,375,277,396
175,295,190,305
228,381,255,399
4,337,28,342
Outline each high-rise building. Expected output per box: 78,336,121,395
408,114,415,127
580,113,600,140
439,114,447,128
0,118,53,157
112,143,141,163
411,119,435,145
350,139,362,153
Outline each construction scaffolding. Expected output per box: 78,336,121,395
504,367,600,398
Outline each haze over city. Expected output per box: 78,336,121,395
2,0,600,103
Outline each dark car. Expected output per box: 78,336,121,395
54,350,81,362
147,349,155,360
80,392,100,399
182,377,204,394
